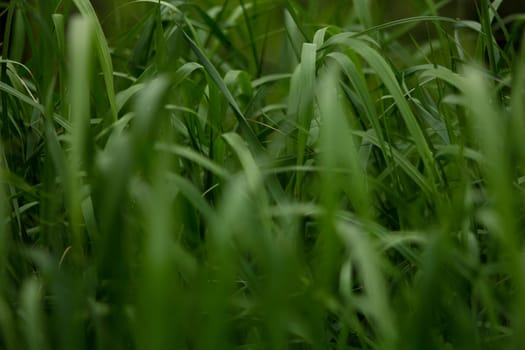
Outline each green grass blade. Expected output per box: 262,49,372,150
20,278,48,350
337,220,397,347
353,0,373,29
317,66,372,218
165,172,216,222
73,0,117,122
287,43,316,197
66,16,95,260
223,132,263,193
155,143,230,179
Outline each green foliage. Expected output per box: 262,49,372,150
0,0,525,349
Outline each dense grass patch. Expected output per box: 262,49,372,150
1,0,525,349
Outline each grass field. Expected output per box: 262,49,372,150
1,0,525,349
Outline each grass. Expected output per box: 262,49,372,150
0,0,525,348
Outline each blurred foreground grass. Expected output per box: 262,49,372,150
1,0,525,349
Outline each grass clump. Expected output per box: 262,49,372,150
1,0,525,349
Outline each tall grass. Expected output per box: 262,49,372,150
1,0,525,348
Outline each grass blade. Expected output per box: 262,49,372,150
66,16,95,260
73,0,117,122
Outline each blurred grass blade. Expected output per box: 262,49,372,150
166,172,216,222
131,76,171,159
337,220,396,346
136,158,176,350
67,16,95,259
155,143,230,179
239,0,259,74
353,0,372,29
314,66,371,306
223,132,263,194
283,4,308,60
20,278,48,350
51,14,65,55
462,67,525,346
462,68,514,241
317,66,372,217
287,43,316,196
73,0,117,122
0,296,15,350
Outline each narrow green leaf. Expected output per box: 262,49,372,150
317,67,371,217
73,0,117,122
67,16,95,258
20,278,48,350
288,43,316,196
337,220,397,345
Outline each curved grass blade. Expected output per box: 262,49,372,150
155,143,230,179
